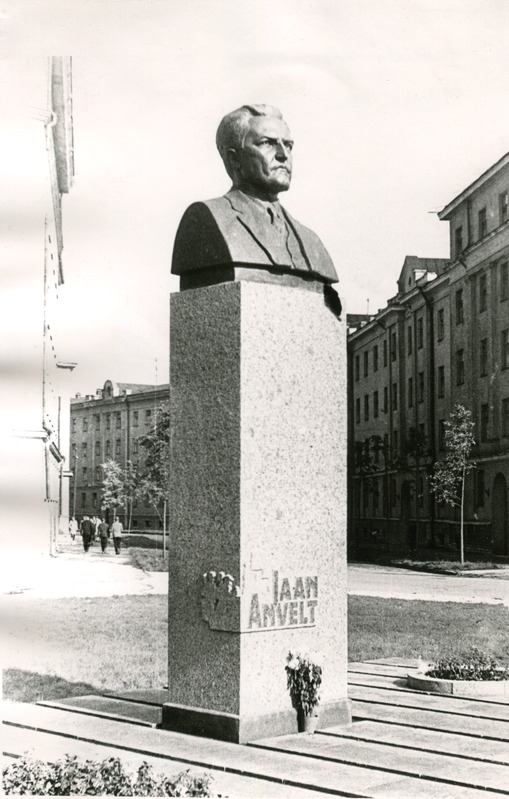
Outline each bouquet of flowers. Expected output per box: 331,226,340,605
285,651,323,716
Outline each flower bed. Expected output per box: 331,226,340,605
408,647,509,696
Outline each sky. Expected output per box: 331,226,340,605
3,0,509,396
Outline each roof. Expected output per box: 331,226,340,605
438,151,509,220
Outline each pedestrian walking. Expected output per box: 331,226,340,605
111,517,124,555
80,516,95,553
97,519,110,553
69,516,78,541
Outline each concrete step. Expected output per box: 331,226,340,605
349,684,509,720
3,724,330,799
351,698,509,740
320,719,509,765
1,701,448,798
38,696,162,726
252,730,509,794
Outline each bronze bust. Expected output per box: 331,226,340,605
171,105,339,291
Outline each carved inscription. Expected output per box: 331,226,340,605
248,571,318,631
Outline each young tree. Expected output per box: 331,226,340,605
101,459,126,523
137,404,170,530
430,404,476,564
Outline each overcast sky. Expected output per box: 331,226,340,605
4,0,509,395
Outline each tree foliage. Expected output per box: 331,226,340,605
430,404,475,563
137,404,170,520
100,459,125,517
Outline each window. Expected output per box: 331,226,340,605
81,492,86,508
383,386,388,413
503,398,509,437
392,383,398,410
480,338,488,376
95,441,100,457
479,273,487,312
383,339,388,367
478,207,487,239
71,442,77,458
95,466,101,481
500,191,509,225
391,331,397,361
92,492,98,508
145,409,152,425
456,349,465,385
72,417,77,433
133,439,139,455
417,317,423,349
133,410,139,427
501,262,508,301
115,439,121,457
503,329,509,370
94,414,100,430
106,414,111,430
373,390,379,418
82,442,87,458
355,398,360,424
477,470,485,508
373,345,378,372
82,466,88,480
437,308,445,341
418,476,424,509
363,351,368,377
418,371,424,403
106,440,111,457
364,394,369,421
455,289,464,324
480,404,489,442
437,365,445,398
407,325,412,356
83,418,88,432
355,355,360,382
116,412,121,429
454,226,463,258
438,420,446,451
392,430,398,457
408,377,413,408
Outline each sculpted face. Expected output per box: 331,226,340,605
231,115,294,201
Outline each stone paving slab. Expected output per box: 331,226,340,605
252,731,509,793
324,719,509,764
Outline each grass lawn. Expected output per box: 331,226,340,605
3,595,509,702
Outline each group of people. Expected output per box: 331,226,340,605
69,515,124,555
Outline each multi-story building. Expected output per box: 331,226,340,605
348,152,509,560
1,58,76,555
69,379,169,529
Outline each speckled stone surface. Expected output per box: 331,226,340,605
165,279,349,740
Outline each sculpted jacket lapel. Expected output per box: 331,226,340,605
225,189,282,265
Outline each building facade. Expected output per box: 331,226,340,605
1,57,76,555
69,379,170,529
348,153,509,560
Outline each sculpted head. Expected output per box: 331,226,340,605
216,105,293,201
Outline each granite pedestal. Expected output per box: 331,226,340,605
162,276,350,743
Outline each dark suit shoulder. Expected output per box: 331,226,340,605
283,210,338,283
172,200,232,275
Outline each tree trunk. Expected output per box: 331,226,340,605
460,463,465,565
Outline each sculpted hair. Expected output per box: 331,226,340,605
216,104,283,178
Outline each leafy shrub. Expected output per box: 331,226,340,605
426,646,509,681
3,755,216,796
